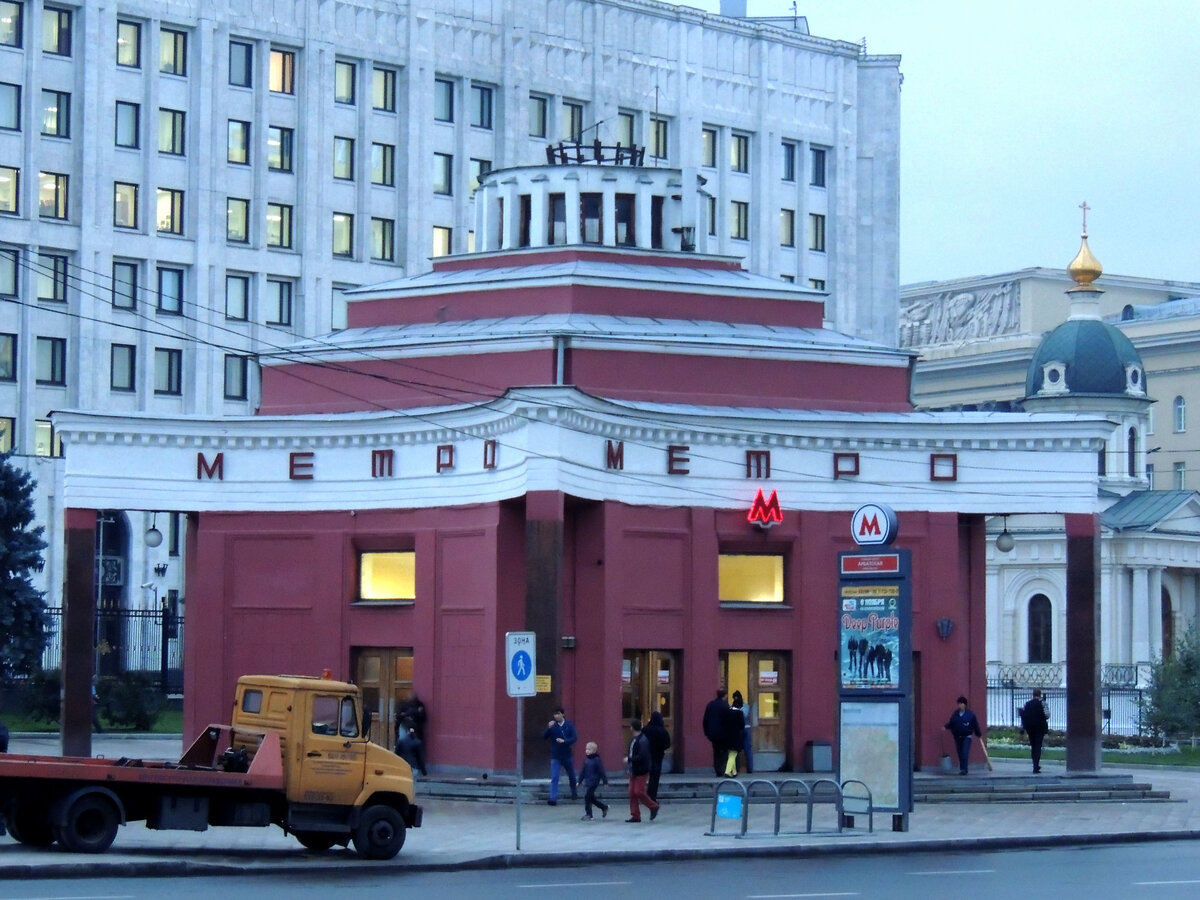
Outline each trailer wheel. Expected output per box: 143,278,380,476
56,791,120,854
6,803,55,847
352,805,405,859
294,830,338,851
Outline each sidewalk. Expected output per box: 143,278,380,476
4,734,1200,881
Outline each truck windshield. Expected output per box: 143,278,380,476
312,695,359,738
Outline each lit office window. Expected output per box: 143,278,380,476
42,6,71,56
334,60,356,104
809,213,826,252
268,126,293,171
730,133,749,173
730,200,749,240
38,171,68,219
333,136,354,180
332,212,354,257
779,209,795,247
224,354,248,400
269,48,295,94
226,197,249,243
718,554,784,604
156,187,184,234
36,252,67,301
154,347,182,395
371,142,395,186
116,20,141,67
158,108,185,155
372,67,396,111
159,27,187,76
358,551,416,602
0,1,23,48
371,217,394,261
266,202,293,248
41,88,69,137
0,166,16,213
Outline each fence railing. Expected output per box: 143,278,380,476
986,682,1146,737
40,606,184,695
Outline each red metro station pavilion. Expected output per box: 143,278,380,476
55,155,1113,774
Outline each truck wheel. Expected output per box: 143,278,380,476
294,830,338,851
352,805,405,859
56,792,120,854
7,804,55,847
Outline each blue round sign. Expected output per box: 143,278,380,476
510,650,532,682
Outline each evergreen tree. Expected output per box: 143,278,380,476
0,451,50,680
1142,625,1200,739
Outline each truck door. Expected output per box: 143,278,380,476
298,693,368,807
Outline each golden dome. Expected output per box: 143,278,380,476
1067,232,1102,287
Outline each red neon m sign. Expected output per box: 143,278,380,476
747,489,783,527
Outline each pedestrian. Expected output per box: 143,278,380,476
542,706,578,805
398,691,428,743
721,697,745,776
1019,688,1050,773
394,717,427,776
643,710,671,801
0,716,8,753
732,690,754,774
623,718,659,822
702,688,729,776
579,741,609,820
944,695,982,775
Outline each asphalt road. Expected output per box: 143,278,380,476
5,841,1200,900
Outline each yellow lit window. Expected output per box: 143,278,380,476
359,551,415,602
718,554,783,603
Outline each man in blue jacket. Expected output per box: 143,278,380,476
945,696,982,775
542,706,578,804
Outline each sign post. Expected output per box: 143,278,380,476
505,631,536,851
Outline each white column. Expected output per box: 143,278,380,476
1115,565,1132,665
1131,565,1150,664
1148,566,1163,659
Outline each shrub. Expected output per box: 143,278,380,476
96,671,166,731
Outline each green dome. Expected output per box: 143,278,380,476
1025,319,1146,398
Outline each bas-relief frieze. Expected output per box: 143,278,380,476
899,282,1020,349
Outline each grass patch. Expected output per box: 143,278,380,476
3,707,183,735
988,740,1200,767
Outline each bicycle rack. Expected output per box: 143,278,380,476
706,777,873,838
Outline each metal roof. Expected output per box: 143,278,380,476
1101,490,1200,532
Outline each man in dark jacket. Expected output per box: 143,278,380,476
643,710,671,800
944,695,982,775
541,706,578,805
623,718,659,822
393,717,427,776
702,689,729,776
1020,688,1050,773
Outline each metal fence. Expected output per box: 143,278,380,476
40,606,184,695
987,681,1147,737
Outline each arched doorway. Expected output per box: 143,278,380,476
1162,588,1174,659
1028,594,1052,663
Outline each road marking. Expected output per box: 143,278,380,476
9,896,137,900
748,893,859,898
1133,880,1200,886
907,869,996,876
517,882,632,889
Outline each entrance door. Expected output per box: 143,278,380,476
353,647,414,748
722,650,789,770
621,650,678,772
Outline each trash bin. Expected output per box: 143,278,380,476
804,739,833,772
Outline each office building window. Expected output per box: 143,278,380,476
229,40,252,87
469,158,491,195
718,554,784,604
580,192,601,243
701,128,717,168
113,182,138,228
33,419,61,457
432,225,451,258
38,171,67,219
1174,396,1186,432
154,347,182,395
780,274,795,283
372,67,396,111
36,252,66,301
227,120,249,164
616,111,634,148
730,200,749,240
158,108,185,155
706,195,717,236
42,6,70,56
112,261,137,309
159,27,186,76
0,332,14,380
332,212,353,257
434,78,453,122
226,197,249,243
334,59,356,104
358,551,415,602
810,146,827,187
333,136,354,180
650,117,668,159
265,278,292,326
41,88,69,137
269,48,295,94
808,278,826,291
0,247,15,294
115,101,140,148
0,82,18,130
0,417,11,452
371,217,394,261
1147,463,1155,490
433,152,452,195
268,125,293,171
116,20,141,67
548,193,566,245
779,209,795,247
157,266,183,314
471,83,493,129
156,187,184,234
267,202,293,248
731,133,749,173
371,142,395,186
809,212,826,252
782,141,796,181
529,94,548,138
225,273,249,320
35,336,66,385
1174,461,1187,490
224,354,248,400
562,101,583,142
0,166,15,213
110,343,135,391
0,1,22,47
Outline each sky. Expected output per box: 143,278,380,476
684,1,1200,286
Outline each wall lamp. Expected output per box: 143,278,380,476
935,617,954,642
995,515,1015,553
